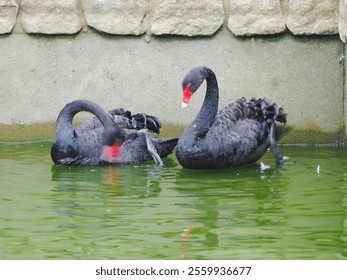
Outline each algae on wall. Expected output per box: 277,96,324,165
0,0,346,144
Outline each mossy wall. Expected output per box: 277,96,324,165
0,0,346,144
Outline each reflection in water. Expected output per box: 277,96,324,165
175,162,289,259
1,143,347,259
101,168,121,188
342,168,347,258
50,163,163,227
51,163,162,198
180,222,195,259
174,148,347,259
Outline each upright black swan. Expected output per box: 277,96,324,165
176,66,286,169
51,99,178,166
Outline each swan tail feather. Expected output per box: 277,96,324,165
131,113,162,134
248,98,287,124
107,109,162,134
248,98,287,164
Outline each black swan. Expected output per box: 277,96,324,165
51,99,178,166
176,66,286,169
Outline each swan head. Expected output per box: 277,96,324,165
100,129,123,163
181,66,208,108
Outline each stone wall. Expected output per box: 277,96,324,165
0,0,345,39
0,0,346,144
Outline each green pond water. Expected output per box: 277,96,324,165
0,142,346,260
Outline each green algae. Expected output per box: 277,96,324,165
0,122,344,145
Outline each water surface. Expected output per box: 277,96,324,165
0,142,346,259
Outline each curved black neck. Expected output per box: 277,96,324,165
55,99,118,139
191,68,219,136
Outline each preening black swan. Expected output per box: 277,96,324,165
176,66,287,169
51,99,178,166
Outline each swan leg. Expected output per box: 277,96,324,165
138,129,163,167
269,122,285,164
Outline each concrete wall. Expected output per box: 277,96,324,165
0,0,346,144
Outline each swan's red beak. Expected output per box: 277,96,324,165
100,141,122,163
182,84,193,108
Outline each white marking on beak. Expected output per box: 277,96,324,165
181,102,188,109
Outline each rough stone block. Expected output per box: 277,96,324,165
339,0,347,42
82,0,148,35
228,0,286,36
21,0,82,34
0,0,18,34
286,0,338,35
151,0,224,36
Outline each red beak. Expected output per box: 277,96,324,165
100,141,122,163
182,84,193,108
